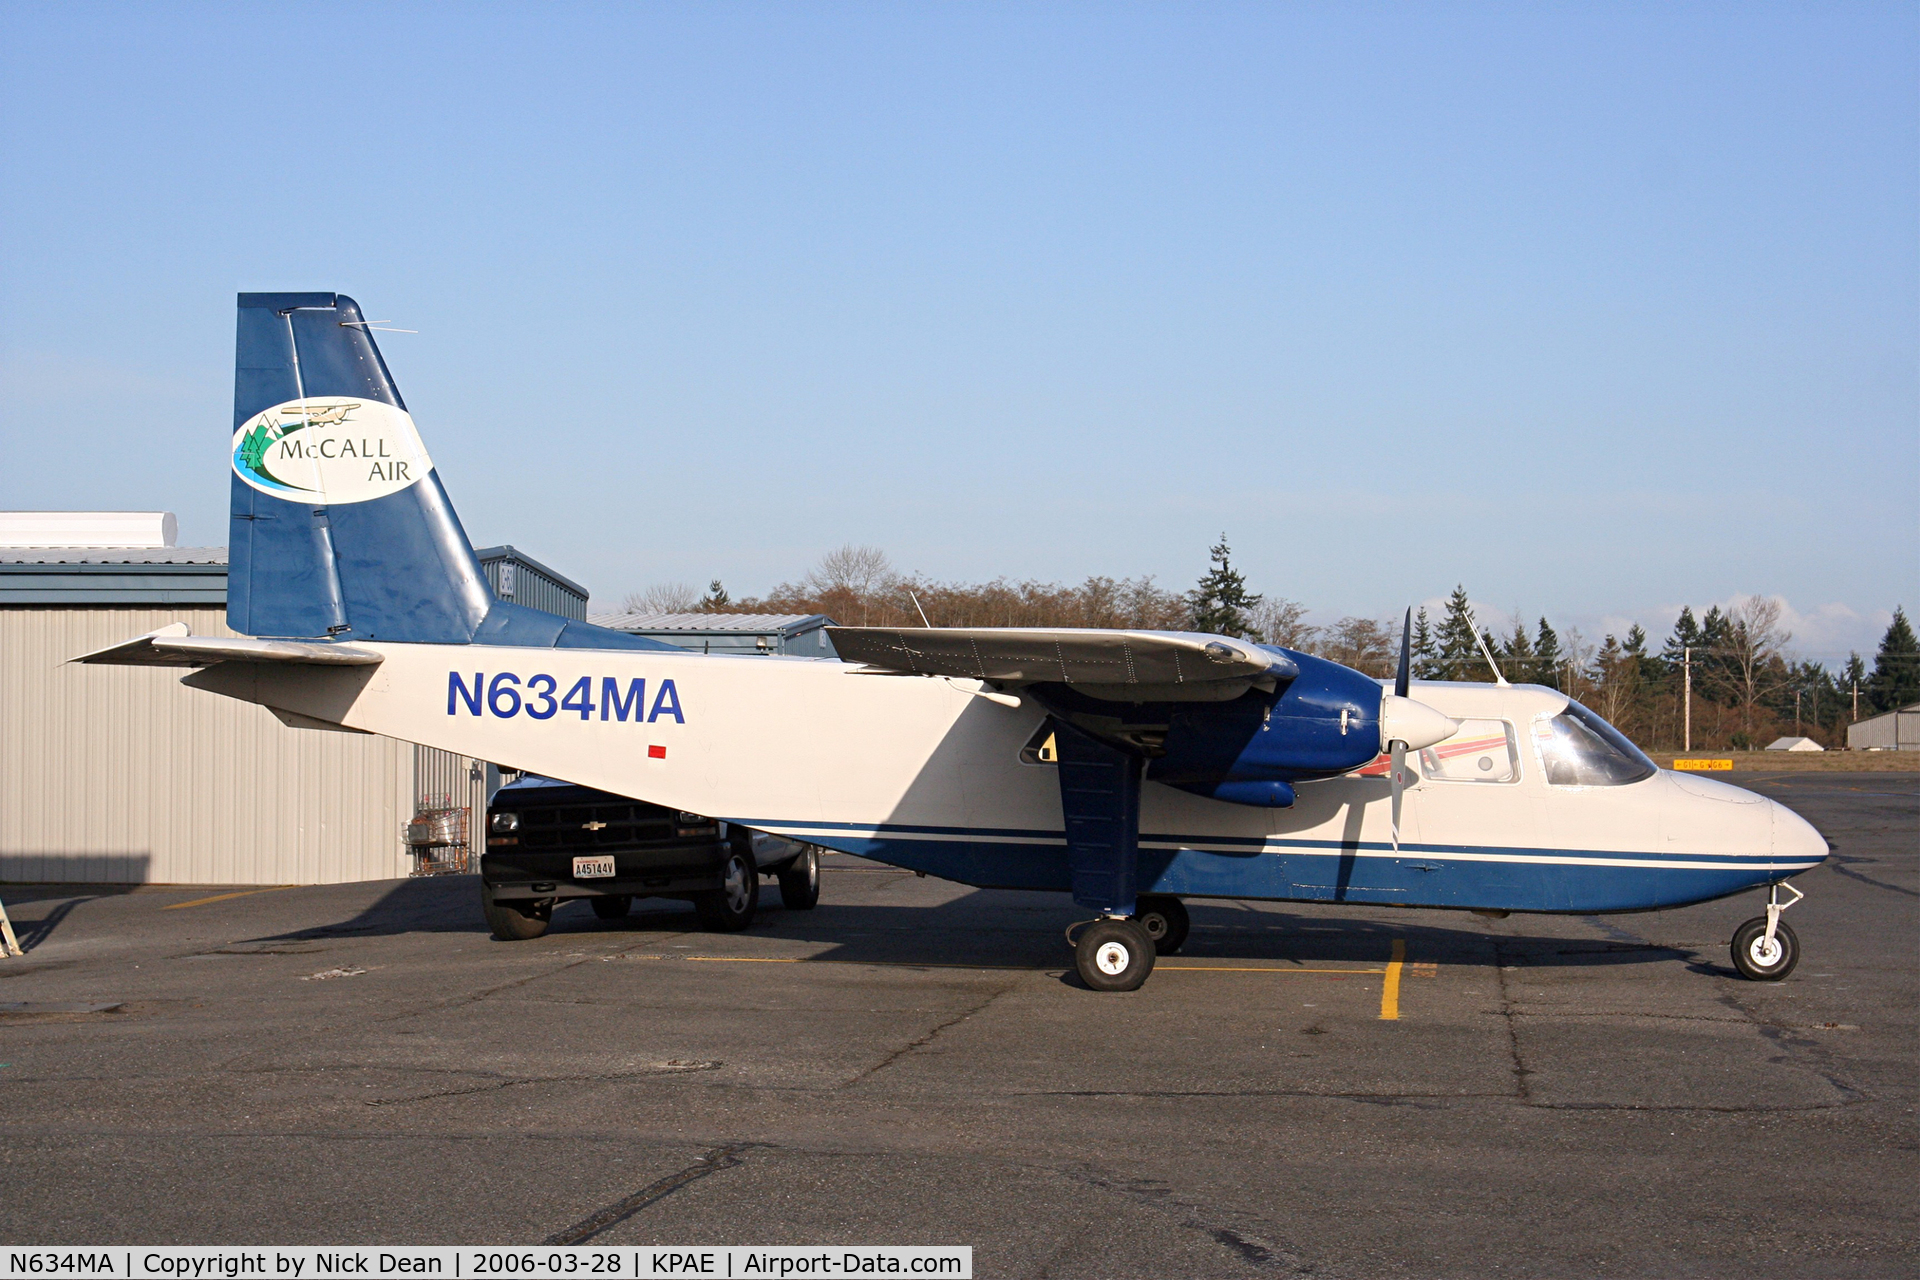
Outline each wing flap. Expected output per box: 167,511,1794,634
826,626,1295,689
71,623,384,668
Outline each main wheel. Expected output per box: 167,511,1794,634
1731,917,1799,981
695,850,760,932
481,883,551,941
1134,896,1190,955
1074,918,1156,992
776,845,821,910
590,895,633,920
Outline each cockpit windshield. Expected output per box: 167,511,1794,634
1534,701,1657,787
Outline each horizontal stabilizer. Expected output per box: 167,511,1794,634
71,623,384,669
826,626,1296,694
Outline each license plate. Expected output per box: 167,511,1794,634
573,856,616,879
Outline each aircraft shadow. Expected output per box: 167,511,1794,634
568,882,1701,973
0,880,145,953
232,870,1701,975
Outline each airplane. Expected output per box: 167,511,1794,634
75,292,1829,992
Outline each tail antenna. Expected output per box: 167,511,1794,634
909,590,932,629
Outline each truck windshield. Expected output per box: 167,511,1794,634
1535,701,1657,787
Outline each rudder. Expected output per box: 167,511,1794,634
228,292,668,652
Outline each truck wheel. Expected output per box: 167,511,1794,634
777,845,821,910
695,850,759,932
590,895,632,920
482,883,551,941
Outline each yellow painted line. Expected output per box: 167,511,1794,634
1380,938,1406,1020
162,887,295,911
682,956,802,963
637,956,1391,975
1160,965,1387,974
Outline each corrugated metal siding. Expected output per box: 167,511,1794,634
1,606,418,885
478,551,586,620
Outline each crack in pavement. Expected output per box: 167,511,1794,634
838,979,1021,1088
1055,1165,1324,1276
542,1142,762,1245
1489,933,1534,1102
1824,856,1919,898
369,1061,721,1106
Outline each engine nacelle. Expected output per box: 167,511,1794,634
1032,648,1390,808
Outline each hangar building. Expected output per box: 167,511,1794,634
590,610,835,656
1847,703,1920,752
0,514,585,887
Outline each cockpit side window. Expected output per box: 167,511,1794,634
1416,718,1519,783
1532,701,1657,787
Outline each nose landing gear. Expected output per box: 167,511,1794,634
1730,881,1803,981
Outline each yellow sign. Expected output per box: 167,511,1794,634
1673,758,1734,771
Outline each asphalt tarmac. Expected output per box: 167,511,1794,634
0,772,1914,1278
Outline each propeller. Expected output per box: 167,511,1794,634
1377,610,1457,853
1390,608,1411,851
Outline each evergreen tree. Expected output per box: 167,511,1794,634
1480,627,1506,682
1435,586,1486,681
1188,534,1263,639
1866,606,1920,712
1501,621,1535,683
1534,617,1564,690
1411,607,1442,680
1697,606,1734,698
1843,652,1868,718
701,579,731,611
1661,606,1702,672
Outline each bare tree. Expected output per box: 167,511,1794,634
1311,617,1396,677
806,545,894,599
620,582,703,614
1725,595,1793,737
1250,597,1317,650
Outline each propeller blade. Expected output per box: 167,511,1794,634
1395,606,1412,700
1389,741,1407,852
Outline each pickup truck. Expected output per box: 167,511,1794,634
478,774,820,940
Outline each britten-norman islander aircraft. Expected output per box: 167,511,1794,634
77,293,1829,991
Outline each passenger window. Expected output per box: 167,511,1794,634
1532,702,1657,787
1416,718,1518,783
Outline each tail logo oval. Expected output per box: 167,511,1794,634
232,397,434,503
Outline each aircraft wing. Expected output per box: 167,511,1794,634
71,623,384,669
826,626,1296,697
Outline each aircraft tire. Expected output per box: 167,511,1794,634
1075,919,1156,992
482,884,551,941
696,850,760,932
776,845,821,911
590,895,633,920
1134,896,1189,955
1730,917,1799,981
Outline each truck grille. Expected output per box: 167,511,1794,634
518,803,676,849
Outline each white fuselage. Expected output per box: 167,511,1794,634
188,645,1827,914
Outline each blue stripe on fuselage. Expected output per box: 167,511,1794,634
735,820,1817,914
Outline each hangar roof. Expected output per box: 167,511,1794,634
589,611,830,634
0,547,229,604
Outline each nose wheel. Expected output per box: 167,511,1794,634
1072,918,1156,992
1730,881,1803,981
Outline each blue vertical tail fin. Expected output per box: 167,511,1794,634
227,292,667,651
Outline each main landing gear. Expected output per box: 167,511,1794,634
1730,881,1804,981
1133,895,1190,955
1072,918,1156,992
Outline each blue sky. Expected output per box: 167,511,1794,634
2,2,1914,662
